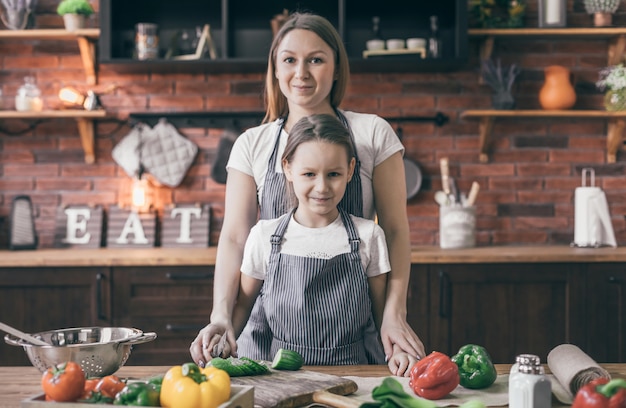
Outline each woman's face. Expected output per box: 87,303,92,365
274,29,336,115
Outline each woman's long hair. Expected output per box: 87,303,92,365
263,12,350,124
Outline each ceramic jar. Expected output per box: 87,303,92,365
539,65,576,110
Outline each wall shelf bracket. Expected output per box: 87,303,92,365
607,118,625,163
478,117,495,163
77,36,97,85
75,118,96,164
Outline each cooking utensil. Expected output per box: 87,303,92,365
0,322,48,346
4,326,157,377
467,181,480,206
403,157,422,200
434,190,449,206
449,177,459,204
439,157,450,194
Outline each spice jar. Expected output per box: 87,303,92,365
15,76,43,112
509,354,551,408
135,23,159,60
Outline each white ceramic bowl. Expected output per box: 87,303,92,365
386,39,405,50
407,38,426,49
366,39,385,51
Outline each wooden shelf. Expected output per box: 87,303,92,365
0,29,100,84
460,109,626,163
469,27,626,65
0,110,107,164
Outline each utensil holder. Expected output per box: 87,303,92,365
439,206,476,249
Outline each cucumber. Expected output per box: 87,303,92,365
271,349,303,370
209,357,269,376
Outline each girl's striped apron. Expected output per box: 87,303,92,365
243,208,385,364
237,111,375,361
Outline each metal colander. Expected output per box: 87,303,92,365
4,327,157,377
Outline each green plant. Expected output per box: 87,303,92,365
56,0,93,16
583,0,621,14
469,0,526,28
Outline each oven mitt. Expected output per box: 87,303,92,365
140,118,199,188
112,123,155,178
211,127,239,184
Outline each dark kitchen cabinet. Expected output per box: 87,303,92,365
111,266,214,366
585,263,626,363
99,0,468,73
0,267,111,366
425,263,588,364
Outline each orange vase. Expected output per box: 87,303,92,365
539,65,577,110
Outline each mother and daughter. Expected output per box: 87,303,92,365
189,11,425,376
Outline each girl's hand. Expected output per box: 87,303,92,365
387,344,419,377
381,314,426,361
189,322,238,367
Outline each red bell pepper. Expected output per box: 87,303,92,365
409,351,460,400
572,378,626,408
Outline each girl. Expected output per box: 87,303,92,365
190,12,424,376
220,114,415,371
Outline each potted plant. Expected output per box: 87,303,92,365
56,0,93,31
481,58,521,110
597,64,626,111
583,0,621,26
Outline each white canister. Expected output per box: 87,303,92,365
439,206,476,249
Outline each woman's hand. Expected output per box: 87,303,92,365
189,321,238,367
381,314,426,361
388,344,419,377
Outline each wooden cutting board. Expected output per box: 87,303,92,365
231,368,358,408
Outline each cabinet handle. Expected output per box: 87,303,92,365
166,272,212,280
608,276,621,283
96,273,107,321
165,324,206,332
439,269,451,318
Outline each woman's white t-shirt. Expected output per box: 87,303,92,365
241,213,391,280
226,110,404,221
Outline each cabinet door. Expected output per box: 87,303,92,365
0,267,111,366
407,264,429,345
586,263,626,363
428,263,586,363
112,266,214,365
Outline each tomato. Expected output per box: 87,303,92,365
95,375,126,398
81,378,100,400
41,361,86,402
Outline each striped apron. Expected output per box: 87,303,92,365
237,111,373,361
258,208,385,364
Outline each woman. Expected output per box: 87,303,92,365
190,12,424,375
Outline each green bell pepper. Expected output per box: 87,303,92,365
113,382,160,406
451,344,497,389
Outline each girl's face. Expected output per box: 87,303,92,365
283,140,355,227
274,29,337,117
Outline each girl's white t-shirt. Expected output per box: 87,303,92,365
226,110,404,221
241,214,391,280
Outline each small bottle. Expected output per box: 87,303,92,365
509,354,551,408
366,16,385,51
427,15,441,58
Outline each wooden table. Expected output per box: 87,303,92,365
1,364,625,407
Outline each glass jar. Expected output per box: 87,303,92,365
604,89,626,111
15,76,43,112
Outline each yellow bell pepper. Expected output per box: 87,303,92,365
160,362,231,408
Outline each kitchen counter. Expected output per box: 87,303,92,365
0,245,625,267
1,364,625,407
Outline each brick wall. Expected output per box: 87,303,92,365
1,0,625,248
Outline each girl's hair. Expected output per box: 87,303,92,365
263,12,350,124
282,114,355,166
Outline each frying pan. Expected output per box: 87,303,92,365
403,157,422,200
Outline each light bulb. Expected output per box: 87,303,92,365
132,178,146,208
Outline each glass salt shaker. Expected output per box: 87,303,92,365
509,354,551,408
15,76,43,112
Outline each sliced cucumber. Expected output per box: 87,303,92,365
271,348,304,370
209,356,269,376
